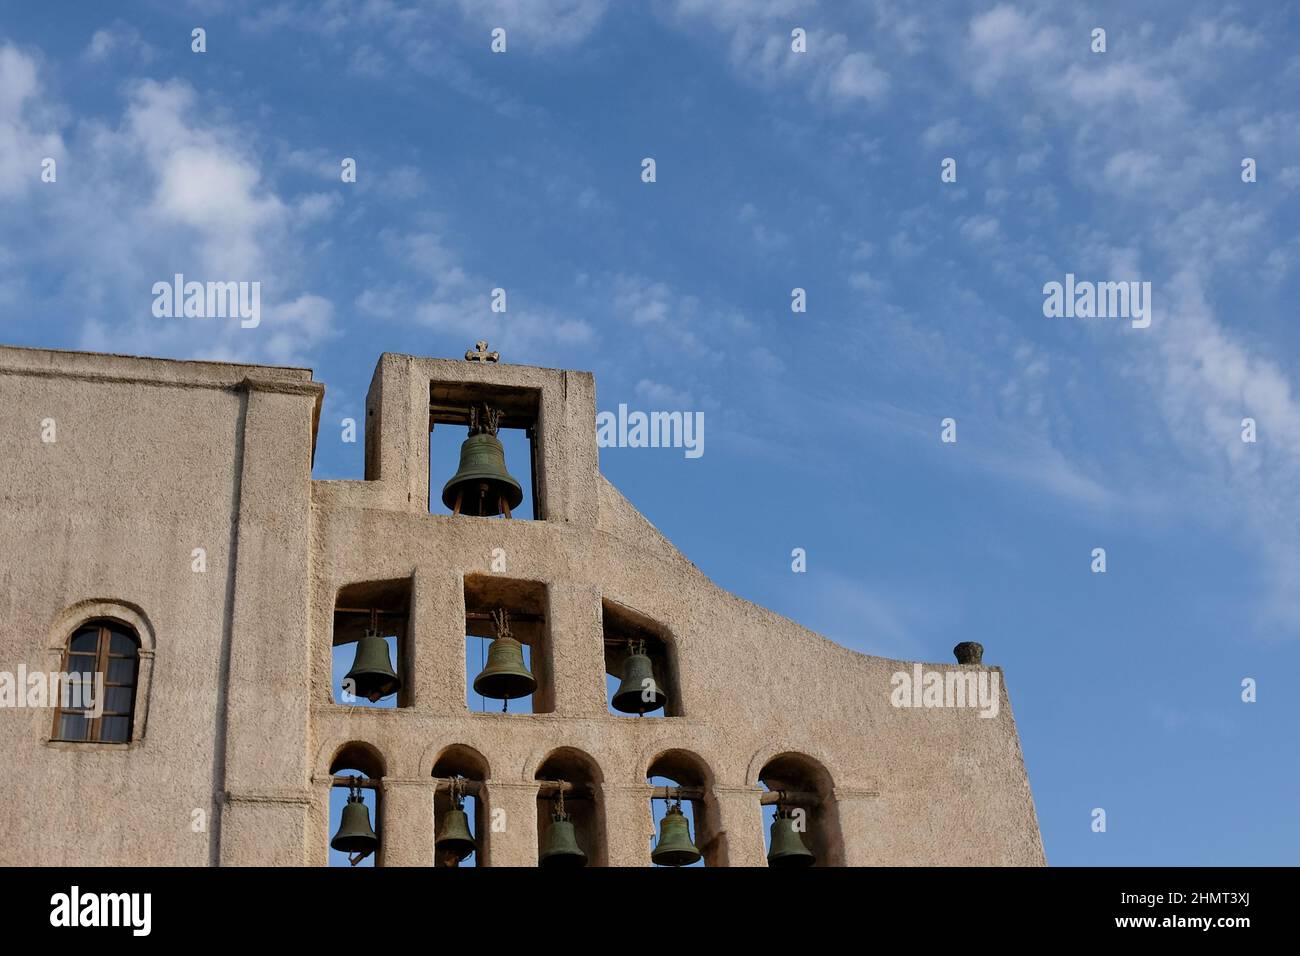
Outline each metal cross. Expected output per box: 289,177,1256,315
465,340,499,363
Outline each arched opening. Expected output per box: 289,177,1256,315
535,748,605,867
758,752,842,867
432,744,491,867
647,749,721,867
51,618,140,743
328,742,385,867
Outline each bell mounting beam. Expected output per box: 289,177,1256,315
329,776,821,807
465,610,543,624
646,787,819,805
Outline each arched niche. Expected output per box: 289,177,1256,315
647,748,722,866
757,751,843,867
432,744,491,867
328,741,386,868
534,747,605,867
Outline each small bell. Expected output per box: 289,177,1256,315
766,807,815,867
611,640,667,714
472,609,536,706
651,800,701,867
442,404,523,517
435,780,476,865
539,788,587,868
342,611,401,702
330,781,379,865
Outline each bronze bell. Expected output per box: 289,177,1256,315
442,405,523,517
539,809,587,868
473,636,536,702
473,609,536,706
611,643,667,714
330,792,379,859
435,805,476,865
343,629,401,702
767,808,815,867
651,803,701,867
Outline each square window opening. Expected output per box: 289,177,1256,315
602,600,680,717
464,575,552,714
430,382,542,520
332,578,412,708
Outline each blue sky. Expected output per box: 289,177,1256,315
4,1,1299,866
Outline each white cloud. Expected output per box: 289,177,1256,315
635,378,694,408
356,228,596,360
667,5,890,108
824,50,889,106
0,50,335,365
0,44,64,199
946,6,1300,628
966,4,1062,92
920,118,965,151
449,0,609,50
84,23,156,64
959,214,1000,243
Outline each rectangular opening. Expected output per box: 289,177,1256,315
464,575,552,714
332,578,412,708
603,599,680,717
430,382,542,520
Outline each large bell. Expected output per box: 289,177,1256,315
435,806,476,865
767,809,815,867
330,794,379,857
473,636,536,702
651,803,701,867
343,632,401,702
442,432,524,517
612,650,667,714
539,812,587,868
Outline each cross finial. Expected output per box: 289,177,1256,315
465,340,499,363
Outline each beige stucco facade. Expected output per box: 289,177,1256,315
0,344,1045,866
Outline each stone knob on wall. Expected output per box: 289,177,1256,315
953,641,984,665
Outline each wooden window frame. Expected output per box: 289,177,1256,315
50,621,139,744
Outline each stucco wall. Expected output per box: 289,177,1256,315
308,354,1044,867
0,346,1044,866
0,346,320,865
